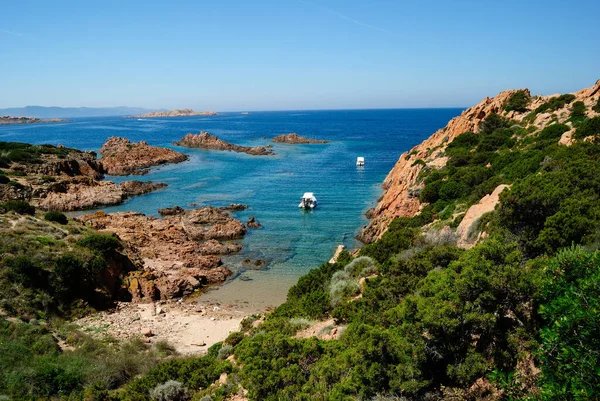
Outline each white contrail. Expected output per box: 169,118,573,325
0,29,23,37
299,0,391,34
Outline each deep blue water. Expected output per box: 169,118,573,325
0,109,461,306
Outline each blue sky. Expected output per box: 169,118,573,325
1,0,599,111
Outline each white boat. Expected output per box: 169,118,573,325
356,157,365,166
298,192,317,209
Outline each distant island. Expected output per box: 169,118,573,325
272,133,328,144
175,132,274,155
0,116,69,125
130,109,218,118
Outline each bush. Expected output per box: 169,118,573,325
44,211,68,225
2,200,35,215
504,90,530,112
77,233,121,254
574,116,600,139
217,345,233,360
538,247,600,399
150,380,189,401
570,100,586,117
479,113,511,135
593,97,600,113
534,94,576,114
0,175,9,184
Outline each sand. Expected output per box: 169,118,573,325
76,300,250,355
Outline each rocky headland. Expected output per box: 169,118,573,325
76,206,247,301
99,136,188,176
0,116,69,125
359,79,600,244
130,109,218,118
272,133,328,144
175,132,275,156
0,143,168,211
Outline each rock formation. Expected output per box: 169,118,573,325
99,136,188,175
76,206,247,301
272,133,328,144
0,143,167,211
174,132,274,156
359,79,600,243
0,116,69,125
246,216,261,228
130,109,218,118
455,184,509,249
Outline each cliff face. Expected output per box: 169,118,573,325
359,80,600,243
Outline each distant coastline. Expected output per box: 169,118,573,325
128,108,218,118
0,116,69,125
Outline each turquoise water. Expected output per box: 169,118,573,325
0,109,461,307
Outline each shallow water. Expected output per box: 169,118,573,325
0,109,461,308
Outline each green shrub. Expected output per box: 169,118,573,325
534,94,576,114
479,113,511,135
538,247,600,399
504,90,530,112
0,175,9,184
2,200,35,215
593,97,600,113
570,100,586,117
574,116,600,139
77,233,121,254
44,211,68,225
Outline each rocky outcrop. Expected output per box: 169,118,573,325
30,177,167,211
99,136,188,175
131,109,218,118
246,216,261,228
272,133,328,144
0,116,69,125
76,207,247,301
158,205,185,216
175,132,274,156
0,143,167,211
456,185,509,249
360,79,600,243
120,180,167,196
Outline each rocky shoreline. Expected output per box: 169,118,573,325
99,136,189,175
0,116,69,125
272,133,328,144
129,109,218,118
0,143,170,211
175,132,274,156
76,205,249,301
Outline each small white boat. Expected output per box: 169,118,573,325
356,157,365,166
299,192,317,209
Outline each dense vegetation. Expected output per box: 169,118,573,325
0,142,74,167
2,94,600,400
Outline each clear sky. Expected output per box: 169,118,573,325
1,0,599,111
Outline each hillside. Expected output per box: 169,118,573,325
359,80,600,243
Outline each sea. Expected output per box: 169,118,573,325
0,109,462,309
